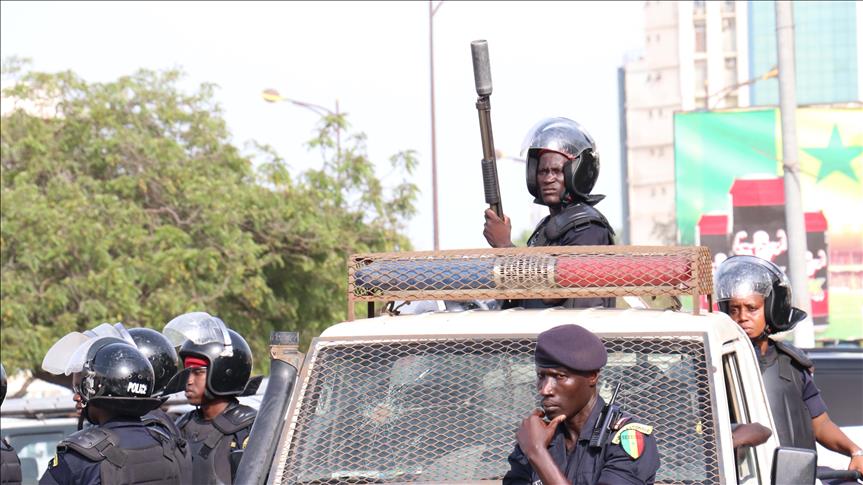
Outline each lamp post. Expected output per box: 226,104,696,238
262,88,342,159
707,66,778,109
429,0,444,251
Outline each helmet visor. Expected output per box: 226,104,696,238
83,322,135,346
63,336,131,375
163,312,233,355
519,117,594,160
715,258,775,301
41,332,91,375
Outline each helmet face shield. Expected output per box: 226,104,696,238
715,259,776,302
42,332,91,375
163,311,233,356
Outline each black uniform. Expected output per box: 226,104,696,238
520,201,615,309
504,396,660,485
1,438,22,485
757,340,827,450
38,417,184,485
177,400,256,485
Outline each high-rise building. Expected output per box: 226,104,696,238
622,1,750,244
621,1,862,244
749,1,861,106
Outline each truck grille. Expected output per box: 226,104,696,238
274,336,719,484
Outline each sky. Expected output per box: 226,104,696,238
1,1,645,251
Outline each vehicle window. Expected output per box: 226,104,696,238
277,336,720,484
809,353,863,427
722,353,760,483
7,429,72,484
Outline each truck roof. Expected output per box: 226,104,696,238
321,307,745,343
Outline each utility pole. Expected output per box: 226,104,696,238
775,0,813,347
429,1,443,251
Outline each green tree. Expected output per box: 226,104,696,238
1,62,418,374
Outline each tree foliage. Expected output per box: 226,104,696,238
1,62,418,373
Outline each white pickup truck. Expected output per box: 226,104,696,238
235,246,857,485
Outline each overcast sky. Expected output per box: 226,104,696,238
1,1,644,250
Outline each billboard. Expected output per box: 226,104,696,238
675,107,862,341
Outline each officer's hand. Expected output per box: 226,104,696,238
849,453,863,475
731,422,772,448
516,409,566,458
483,208,514,248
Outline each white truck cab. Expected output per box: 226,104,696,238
237,246,828,485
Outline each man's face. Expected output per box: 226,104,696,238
185,367,208,405
536,366,598,420
725,293,768,339
537,152,568,206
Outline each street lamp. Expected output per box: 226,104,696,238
262,88,342,158
429,0,444,251
708,66,778,109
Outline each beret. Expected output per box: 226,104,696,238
535,324,608,371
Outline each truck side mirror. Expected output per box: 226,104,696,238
771,447,816,485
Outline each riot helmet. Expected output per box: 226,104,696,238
521,117,601,205
714,255,807,333
128,327,179,397
1,362,7,406
163,312,253,398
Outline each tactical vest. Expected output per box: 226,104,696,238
520,202,615,309
527,202,615,247
760,341,816,450
177,403,257,485
0,439,22,485
58,425,184,484
142,409,192,484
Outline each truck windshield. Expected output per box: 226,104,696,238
275,336,720,484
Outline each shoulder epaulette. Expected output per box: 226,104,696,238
545,203,615,241
773,340,813,370
213,404,257,435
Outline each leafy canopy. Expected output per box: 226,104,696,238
1,60,418,373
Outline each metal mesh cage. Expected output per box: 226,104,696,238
274,335,719,484
348,246,714,319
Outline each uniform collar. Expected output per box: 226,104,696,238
551,394,606,443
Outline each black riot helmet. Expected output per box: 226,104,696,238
128,327,179,397
1,362,7,406
163,312,254,398
522,117,601,205
714,255,808,333
178,328,253,398
75,338,162,418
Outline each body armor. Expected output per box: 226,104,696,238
178,402,257,485
0,439,22,485
142,409,191,484
526,202,614,247
760,341,816,450
58,426,184,485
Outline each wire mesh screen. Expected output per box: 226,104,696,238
275,336,720,484
347,246,714,319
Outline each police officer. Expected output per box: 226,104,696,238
715,255,863,474
1,363,23,485
504,324,660,485
39,337,185,485
164,312,257,485
127,327,192,482
483,117,615,308
127,328,183,434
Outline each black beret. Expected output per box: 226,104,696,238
535,324,608,371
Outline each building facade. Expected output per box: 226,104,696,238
621,0,862,244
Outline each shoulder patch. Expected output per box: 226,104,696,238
612,423,653,460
